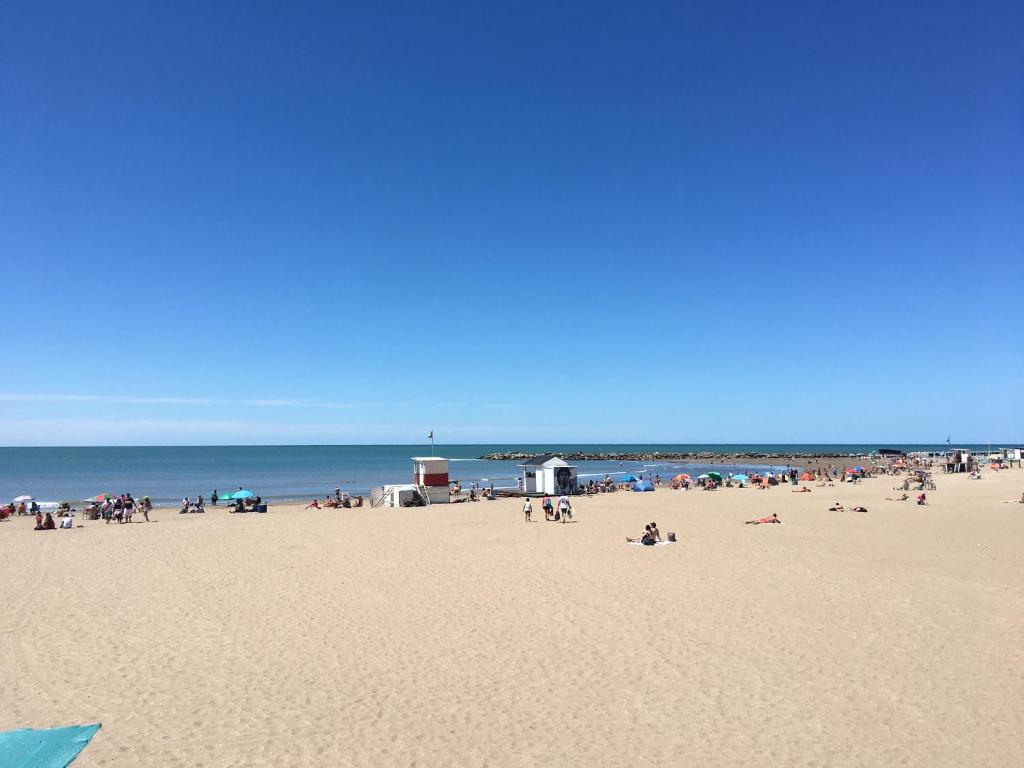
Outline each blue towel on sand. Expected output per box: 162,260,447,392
0,724,101,768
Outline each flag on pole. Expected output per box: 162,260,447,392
428,430,433,439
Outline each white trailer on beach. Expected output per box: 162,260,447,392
370,484,426,508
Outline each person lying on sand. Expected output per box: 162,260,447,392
886,494,909,501
745,514,781,525
829,503,845,512
306,499,321,509
792,487,811,493
1001,493,1024,504
851,506,868,513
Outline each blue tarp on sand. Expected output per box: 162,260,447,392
0,724,101,768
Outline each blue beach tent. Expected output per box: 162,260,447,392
632,480,655,492
0,723,101,768
619,475,640,483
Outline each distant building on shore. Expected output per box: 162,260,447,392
520,454,577,495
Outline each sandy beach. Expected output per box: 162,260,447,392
2,468,1022,767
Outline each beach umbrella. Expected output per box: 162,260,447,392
12,495,33,503
673,474,690,482
853,466,864,472
619,475,640,483
731,474,749,483
707,471,723,482
232,490,255,500
87,493,114,503
800,472,813,481
697,474,710,480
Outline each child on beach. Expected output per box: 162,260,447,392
523,498,532,522
542,496,554,520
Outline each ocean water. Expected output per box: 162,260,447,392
0,444,990,506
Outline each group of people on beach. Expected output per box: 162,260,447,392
86,494,151,524
522,494,574,522
306,488,364,509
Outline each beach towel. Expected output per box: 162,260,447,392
0,723,101,768
627,540,673,547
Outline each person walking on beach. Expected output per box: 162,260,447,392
558,494,572,523
211,489,219,506
523,497,532,522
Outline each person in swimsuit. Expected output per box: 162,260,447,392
745,513,781,524
886,494,909,501
792,487,811,493
648,522,661,541
522,498,532,522
627,524,656,544
829,503,844,512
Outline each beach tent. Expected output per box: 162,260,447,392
0,723,101,767
632,480,655,492
619,475,640,483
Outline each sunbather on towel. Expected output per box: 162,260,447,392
627,524,657,545
792,487,811,493
829,503,844,512
745,514,781,525
886,494,909,501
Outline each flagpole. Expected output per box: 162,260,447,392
430,430,434,456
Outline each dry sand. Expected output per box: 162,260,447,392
2,469,1022,767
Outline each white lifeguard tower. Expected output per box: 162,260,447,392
412,456,451,504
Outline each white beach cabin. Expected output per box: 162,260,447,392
520,454,578,495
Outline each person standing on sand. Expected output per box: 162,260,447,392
211,489,218,506
523,498,532,522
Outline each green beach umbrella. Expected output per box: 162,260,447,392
707,472,723,481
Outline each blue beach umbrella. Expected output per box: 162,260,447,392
232,490,255,500
619,475,640,483
732,474,749,484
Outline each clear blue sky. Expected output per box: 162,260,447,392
1,1,1021,445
